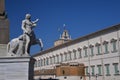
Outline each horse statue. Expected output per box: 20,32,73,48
7,13,43,56
7,34,43,56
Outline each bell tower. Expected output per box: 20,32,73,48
54,24,71,46
0,0,9,44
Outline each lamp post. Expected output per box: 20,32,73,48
95,74,98,80
80,76,82,80
117,70,119,74
87,73,90,80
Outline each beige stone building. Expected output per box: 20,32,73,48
33,24,120,80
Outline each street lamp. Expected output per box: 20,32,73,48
80,76,82,80
117,70,119,74
95,74,99,80
87,73,90,80
39,77,41,80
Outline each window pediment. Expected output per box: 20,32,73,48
103,40,109,44
64,52,67,54
73,49,76,52
77,48,82,51
68,51,72,53
110,38,117,42
60,53,63,55
95,42,101,46
89,44,94,48
83,46,88,49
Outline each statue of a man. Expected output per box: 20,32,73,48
21,14,39,54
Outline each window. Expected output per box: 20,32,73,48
44,59,45,66
89,45,94,56
83,46,88,57
105,64,110,75
53,56,55,64
104,43,109,53
61,54,63,62
57,55,59,63
78,48,82,58
103,41,109,54
38,60,41,67
91,47,94,56
85,66,89,75
50,57,52,64
73,49,77,59
36,60,38,67
41,59,43,66
64,52,67,61
96,43,101,55
113,63,119,75
68,51,72,60
111,38,117,52
97,46,101,54
97,65,102,75
91,66,95,75
34,61,37,67
46,58,49,65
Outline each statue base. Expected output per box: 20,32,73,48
0,44,7,56
0,56,35,80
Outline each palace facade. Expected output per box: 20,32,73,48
33,24,120,80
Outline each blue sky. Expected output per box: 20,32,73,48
6,0,120,55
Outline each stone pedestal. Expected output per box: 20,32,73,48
0,56,35,80
0,44,7,56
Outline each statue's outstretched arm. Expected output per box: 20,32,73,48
32,19,39,23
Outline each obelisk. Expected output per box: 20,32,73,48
0,0,9,56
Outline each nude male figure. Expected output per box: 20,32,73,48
21,14,39,54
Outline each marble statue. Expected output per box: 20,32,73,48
7,14,43,56
7,34,26,56
21,13,39,55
